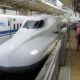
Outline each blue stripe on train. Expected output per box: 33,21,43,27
0,29,18,37
0,29,18,34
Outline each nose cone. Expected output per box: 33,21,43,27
0,41,14,67
0,28,39,67
0,41,30,67
0,43,39,67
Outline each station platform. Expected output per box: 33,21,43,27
58,30,80,80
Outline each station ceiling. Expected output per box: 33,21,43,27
60,0,80,13
60,0,73,9
1,0,80,14
0,0,64,15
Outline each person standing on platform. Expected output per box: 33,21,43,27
74,21,80,50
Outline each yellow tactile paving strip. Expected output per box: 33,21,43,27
70,30,80,80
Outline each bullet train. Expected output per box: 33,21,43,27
0,14,64,73
0,14,27,44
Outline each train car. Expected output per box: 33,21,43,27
0,14,27,44
0,14,64,74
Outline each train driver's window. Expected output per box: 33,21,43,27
23,20,44,29
38,20,44,28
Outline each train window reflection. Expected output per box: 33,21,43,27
23,20,44,29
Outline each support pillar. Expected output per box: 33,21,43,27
3,7,6,14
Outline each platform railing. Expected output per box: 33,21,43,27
35,26,70,80
35,40,62,80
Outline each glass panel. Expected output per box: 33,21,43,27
23,20,44,29
13,24,15,29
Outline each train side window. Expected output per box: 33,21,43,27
17,24,19,29
13,24,15,30
8,20,10,26
20,23,22,27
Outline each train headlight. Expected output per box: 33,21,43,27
31,49,39,55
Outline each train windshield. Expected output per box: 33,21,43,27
23,20,44,29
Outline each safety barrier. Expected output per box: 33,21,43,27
35,26,70,80
35,40,62,80
59,27,68,66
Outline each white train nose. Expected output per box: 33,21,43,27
0,45,11,67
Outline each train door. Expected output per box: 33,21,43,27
8,18,17,37
9,18,18,37
8,18,13,38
